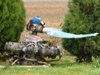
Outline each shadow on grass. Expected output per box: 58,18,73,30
50,55,78,67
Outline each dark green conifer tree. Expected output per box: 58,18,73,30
0,0,26,50
62,0,100,62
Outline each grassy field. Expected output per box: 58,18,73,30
0,56,100,75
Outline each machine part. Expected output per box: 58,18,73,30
4,34,63,65
26,23,43,35
31,24,43,35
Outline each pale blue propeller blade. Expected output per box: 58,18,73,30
43,28,98,38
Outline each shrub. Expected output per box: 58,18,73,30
0,0,26,50
62,0,100,62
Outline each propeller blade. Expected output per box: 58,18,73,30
43,27,98,38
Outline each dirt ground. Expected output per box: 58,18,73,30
20,1,68,45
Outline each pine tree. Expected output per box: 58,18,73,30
62,0,100,62
0,0,26,50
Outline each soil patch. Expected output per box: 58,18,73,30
20,1,68,45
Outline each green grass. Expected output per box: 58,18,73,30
0,56,100,75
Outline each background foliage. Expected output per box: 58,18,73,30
0,0,26,50
62,0,100,62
